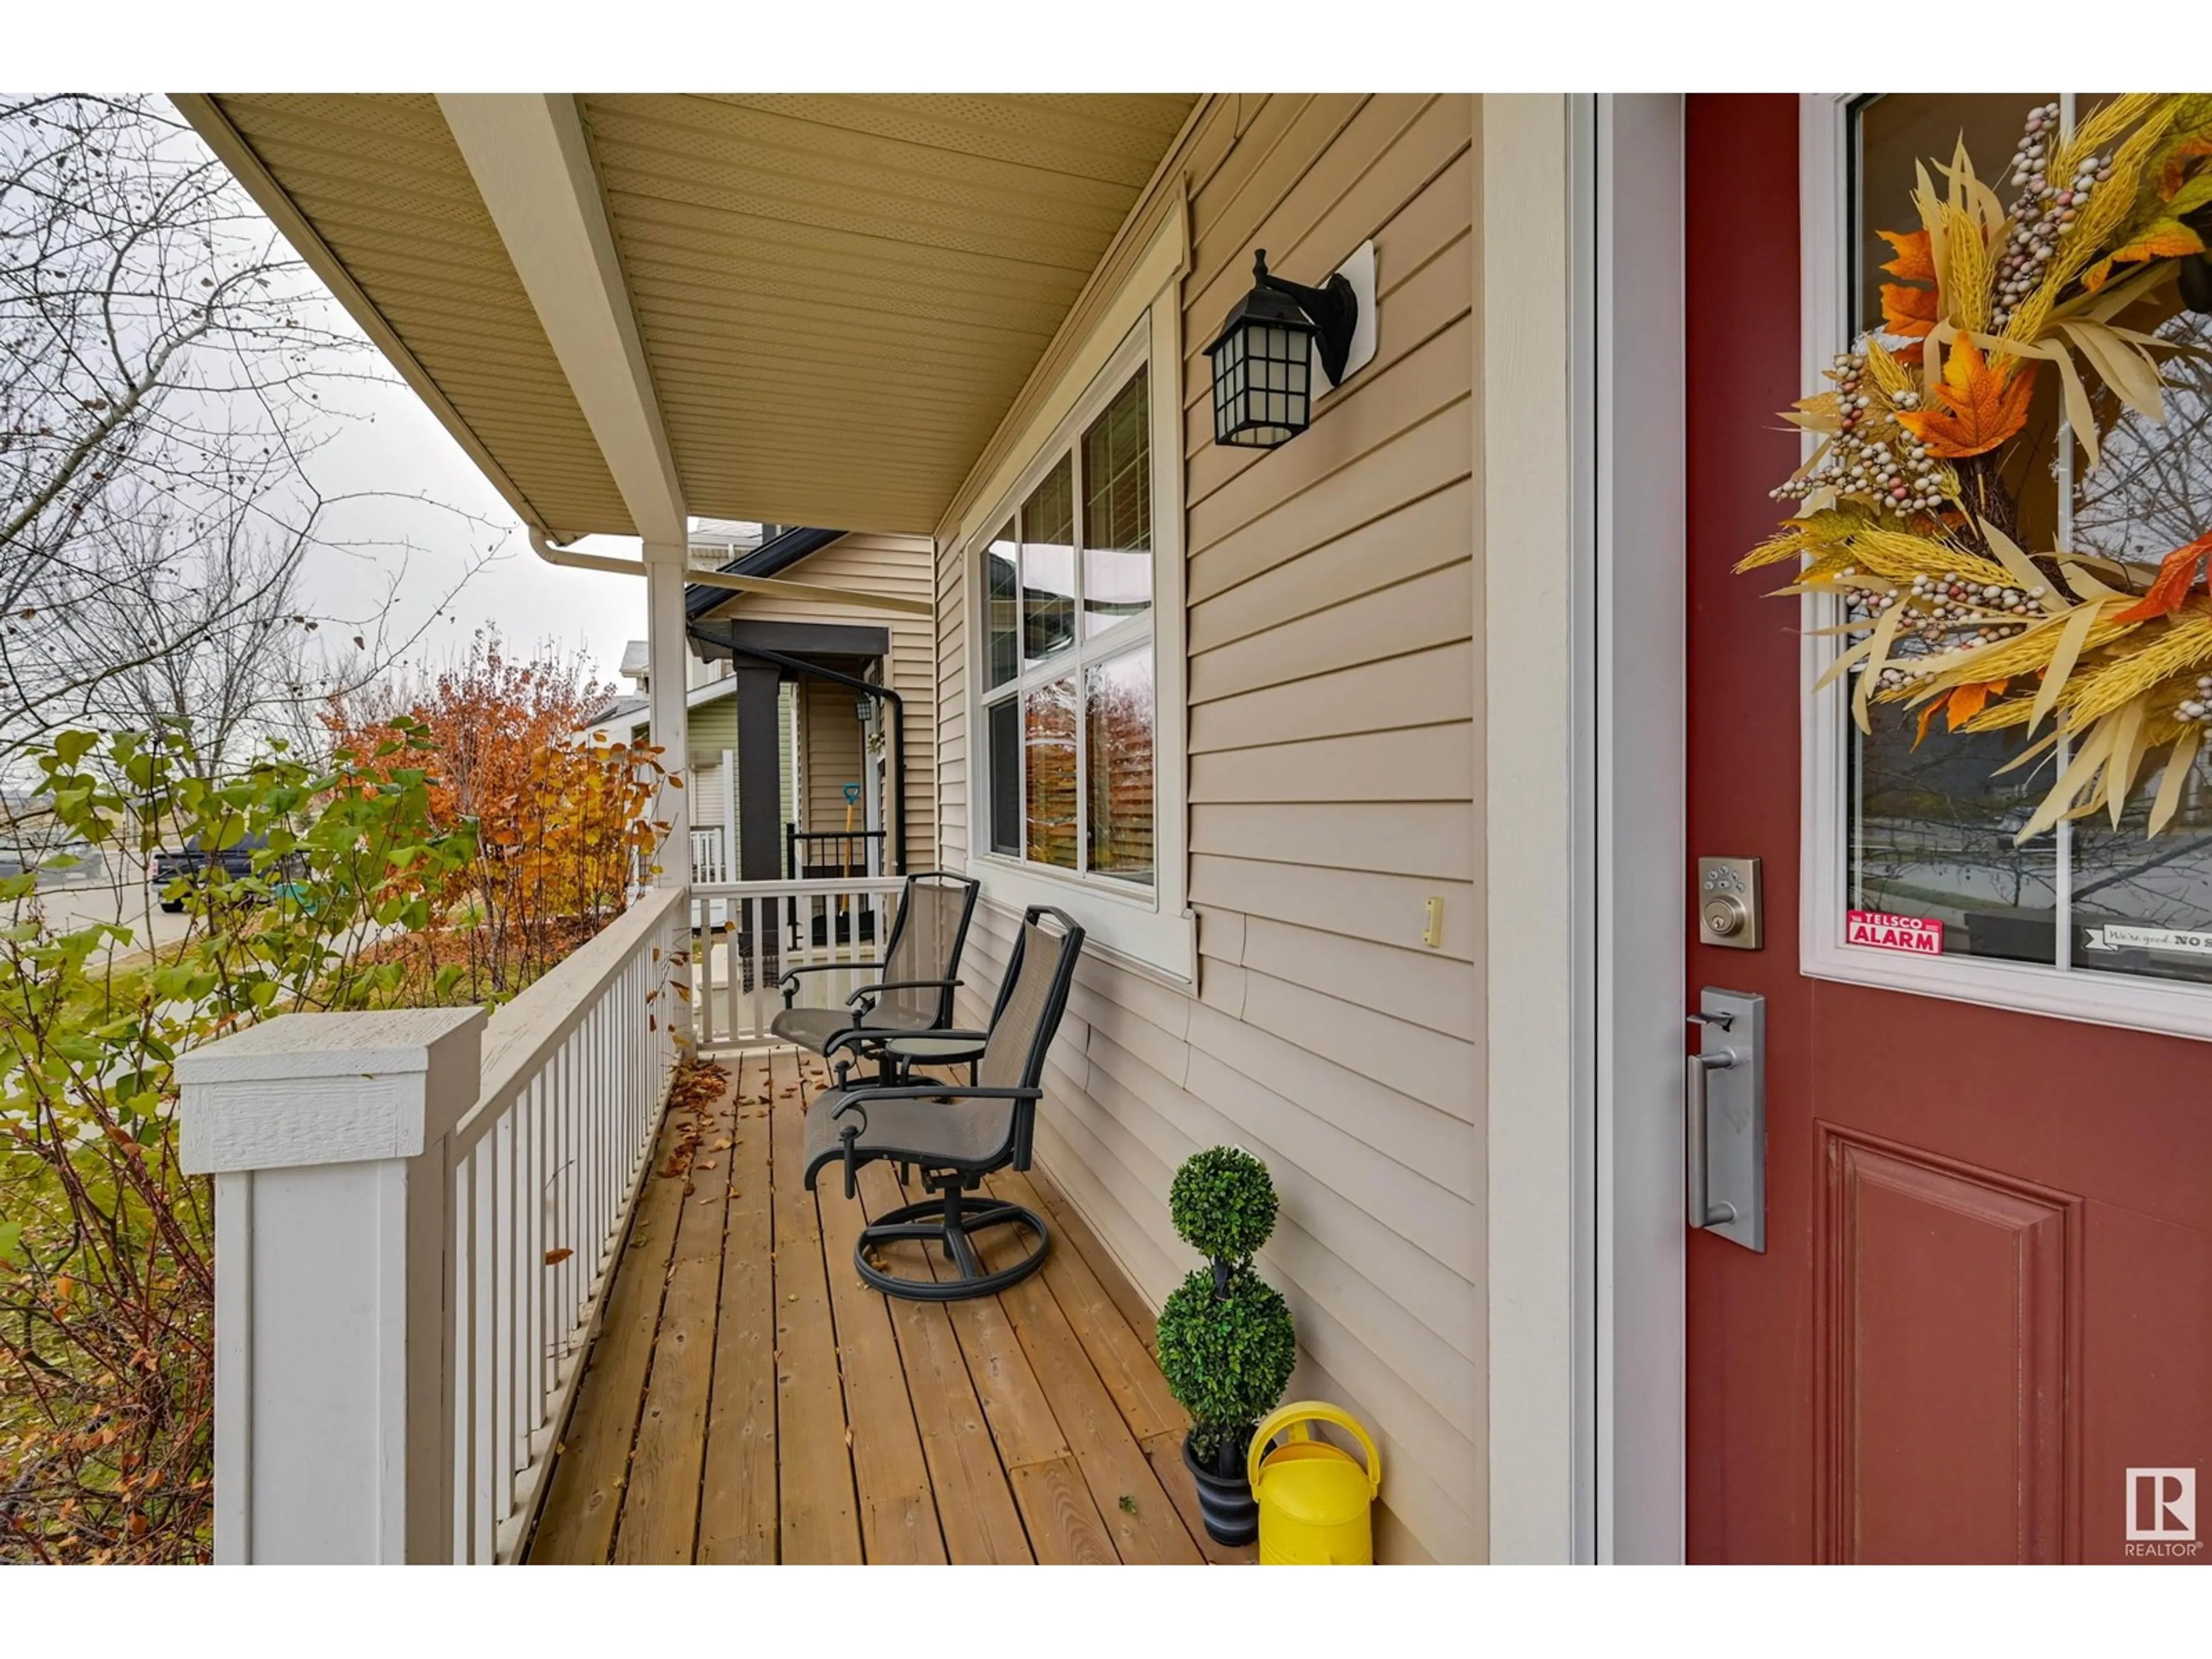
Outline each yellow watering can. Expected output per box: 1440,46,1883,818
1247,1402,1381,1564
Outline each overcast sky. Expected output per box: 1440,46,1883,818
114,89,649,691
298,354,649,689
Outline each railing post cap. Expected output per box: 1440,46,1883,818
178,1007,486,1176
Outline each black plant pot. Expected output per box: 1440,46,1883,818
1182,1426,1259,1546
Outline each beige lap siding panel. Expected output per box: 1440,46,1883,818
934,533,969,871
801,677,866,838
935,94,1481,1562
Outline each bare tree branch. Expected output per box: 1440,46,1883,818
1,93,503,774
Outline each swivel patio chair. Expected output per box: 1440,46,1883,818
769,871,979,1076
802,904,1084,1302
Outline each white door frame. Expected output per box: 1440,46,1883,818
1480,93,1687,1566
1584,92,1690,1565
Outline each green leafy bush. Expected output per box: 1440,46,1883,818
0,727,458,1562
1,722,671,1560
1167,1145,1278,1264
1156,1264,1297,1472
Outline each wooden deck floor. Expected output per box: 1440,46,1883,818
525,1047,1248,1564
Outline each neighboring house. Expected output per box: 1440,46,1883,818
582,522,935,885
175,93,2211,1569
685,525,937,882
576,643,647,751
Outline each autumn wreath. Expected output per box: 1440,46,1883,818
1741,93,2212,840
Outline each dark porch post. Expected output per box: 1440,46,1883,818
733,661,783,881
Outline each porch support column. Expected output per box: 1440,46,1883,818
733,661,783,882
177,1008,487,1563
644,541,691,887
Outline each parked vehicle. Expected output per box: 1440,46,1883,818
153,833,301,912
0,839,107,888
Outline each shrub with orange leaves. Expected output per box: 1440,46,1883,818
324,630,677,1002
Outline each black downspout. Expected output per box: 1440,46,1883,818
702,639,906,877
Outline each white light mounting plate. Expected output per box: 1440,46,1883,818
1313,239,1378,399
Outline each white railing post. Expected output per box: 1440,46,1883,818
178,1007,486,1564
688,873,907,1050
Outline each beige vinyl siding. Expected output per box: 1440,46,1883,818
934,94,1479,1563
579,94,1198,533
801,677,864,833
191,96,1198,539
703,531,937,872
935,532,969,869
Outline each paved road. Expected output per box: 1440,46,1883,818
5,857,192,958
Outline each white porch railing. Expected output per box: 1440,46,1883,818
688,826,730,886
177,883,690,1563
692,876,906,1049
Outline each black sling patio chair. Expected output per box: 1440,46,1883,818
768,871,979,1074
802,905,1085,1302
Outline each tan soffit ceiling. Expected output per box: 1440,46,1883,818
182,94,1199,539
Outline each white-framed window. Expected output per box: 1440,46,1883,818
1801,93,2212,1041
961,303,1192,982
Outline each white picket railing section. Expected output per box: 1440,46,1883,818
692,876,907,1049
448,884,688,1561
177,882,690,1564
688,827,730,886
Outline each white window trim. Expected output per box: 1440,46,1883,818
1799,92,2212,1043
957,243,1194,984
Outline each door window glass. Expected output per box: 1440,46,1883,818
1846,93,2212,982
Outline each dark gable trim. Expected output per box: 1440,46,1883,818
683,526,847,618
687,617,890,661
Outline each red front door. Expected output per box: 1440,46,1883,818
1685,94,2212,1565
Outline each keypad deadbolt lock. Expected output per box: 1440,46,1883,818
1696,857,1762,950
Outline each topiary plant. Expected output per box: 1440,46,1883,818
1168,1144,1279,1266
1158,1147,1296,1496
1156,1263,1297,1475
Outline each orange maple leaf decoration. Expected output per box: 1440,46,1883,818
1876,228,1939,354
1896,338,2036,459
1878,227,1936,282
1880,283,1940,335
2111,529,2212,623
1916,679,2009,748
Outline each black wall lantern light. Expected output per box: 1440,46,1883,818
1205,248,1362,449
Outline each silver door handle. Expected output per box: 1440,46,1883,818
1685,1050,1740,1229
1685,987,1765,1251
